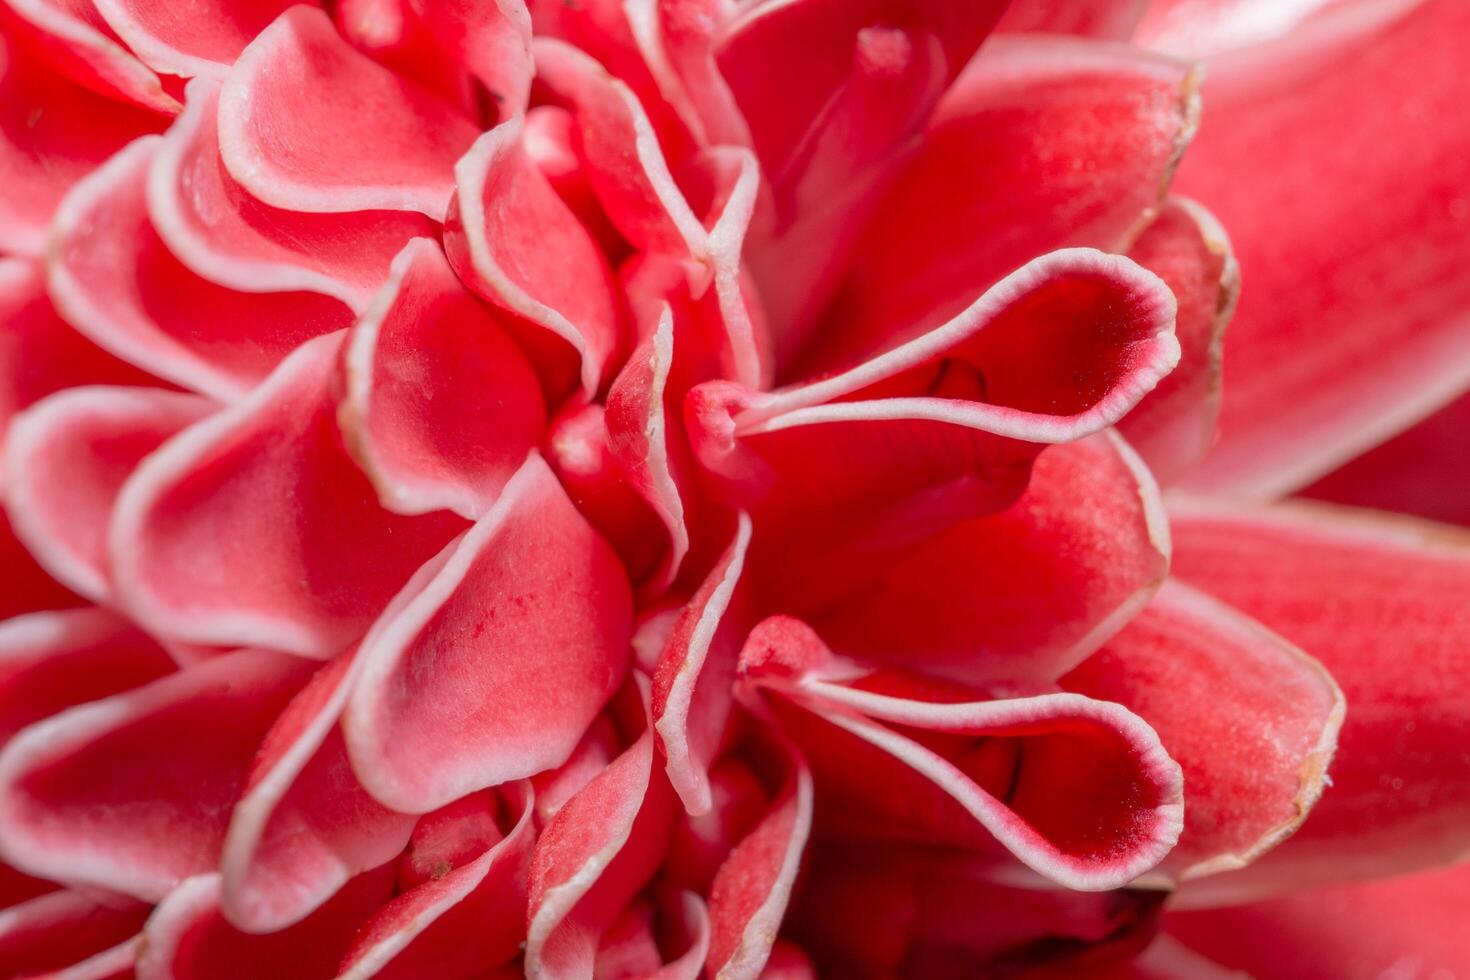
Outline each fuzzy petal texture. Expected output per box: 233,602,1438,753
339,237,546,520
344,454,632,814
1063,580,1344,884
1177,0,1470,495
218,5,479,217
110,331,467,657
1169,498,1470,903
3,386,213,602
0,648,314,902
48,137,353,401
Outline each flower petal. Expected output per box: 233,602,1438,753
595,890,710,980
0,608,174,746
996,0,1148,39
811,35,1198,371
446,115,623,397
0,648,314,901
1063,579,1344,883
1134,0,1361,57
91,0,304,78
136,867,392,980
0,889,147,979
743,618,1184,891
344,454,631,813
337,782,535,979
109,332,466,657
339,237,546,520
0,0,176,112
1169,497,1470,902
149,79,436,314
1176,0,1470,495
49,137,353,401
809,431,1170,686
217,6,479,217
4,386,213,601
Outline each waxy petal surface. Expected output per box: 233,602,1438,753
0,889,148,979
92,0,303,77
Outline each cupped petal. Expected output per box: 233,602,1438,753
652,513,754,814
0,889,147,979
0,648,314,901
689,249,1178,540
339,237,546,520
91,0,303,78
1176,0,1470,495
149,79,436,313
526,716,676,979
136,867,392,980
996,0,1148,39
1169,497,1470,902
743,618,1184,892
217,5,479,217
622,0,751,150
344,454,631,813
0,608,174,748
809,431,1170,686
3,386,213,601
49,136,353,401
0,0,176,112
1116,197,1236,483
0,34,165,257
705,731,813,980
812,35,1198,372
445,116,623,397
1063,580,1344,884
338,782,535,979
595,890,710,980
109,331,466,657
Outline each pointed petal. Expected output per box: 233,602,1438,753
149,79,436,313
744,619,1184,891
815,36,1198,370
1116,198,1236,483
91,0,303,78
136,868,392,980
338,782,535,979
339,237,546,519
0,649,314,901
0,889,147,978
1165,861,1470,980
1169,497,1470,901
1063,580,1344,883
344,454,632,813
1177,0,1470,495
652,513,753,815
217,6,478,217
0,608,174,745
810,431,1170,686
4,386,213,601
109,332,466,657
996,0,1148,38
48,137,353,401
446,116,622,397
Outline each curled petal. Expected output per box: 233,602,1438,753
1177,0,1470,495
149,79,435,313
0,0,176,112
1117,197,1236,483
1063,580,1344,883
744,619,1184,891
0,649,314,901
527,724,675,979
218,5,479,217
810,431,1170,685
109,332,466,657
0,609,174,746
1134,0,1365,57
623,0,751,149
344,454,632,813
1169,498,1470,902
3,386,213,601
0,889,148,979
339,237,546,520
136,868,392,980
49,137,353,401
814,35,1198,370
91,0,304,78
446,116,623,396
338,782,535,979
595,890,711,980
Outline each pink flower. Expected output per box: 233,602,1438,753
0,0,1466,976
